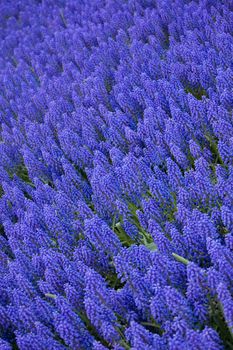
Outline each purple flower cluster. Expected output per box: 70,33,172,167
0,0,232,349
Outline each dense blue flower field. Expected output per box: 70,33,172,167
0,0,232,349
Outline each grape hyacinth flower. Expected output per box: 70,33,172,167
0,0,232,349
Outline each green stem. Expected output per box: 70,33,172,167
45,293,57,299
140,321,161,329
172,253,189,265
145,242,190,265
